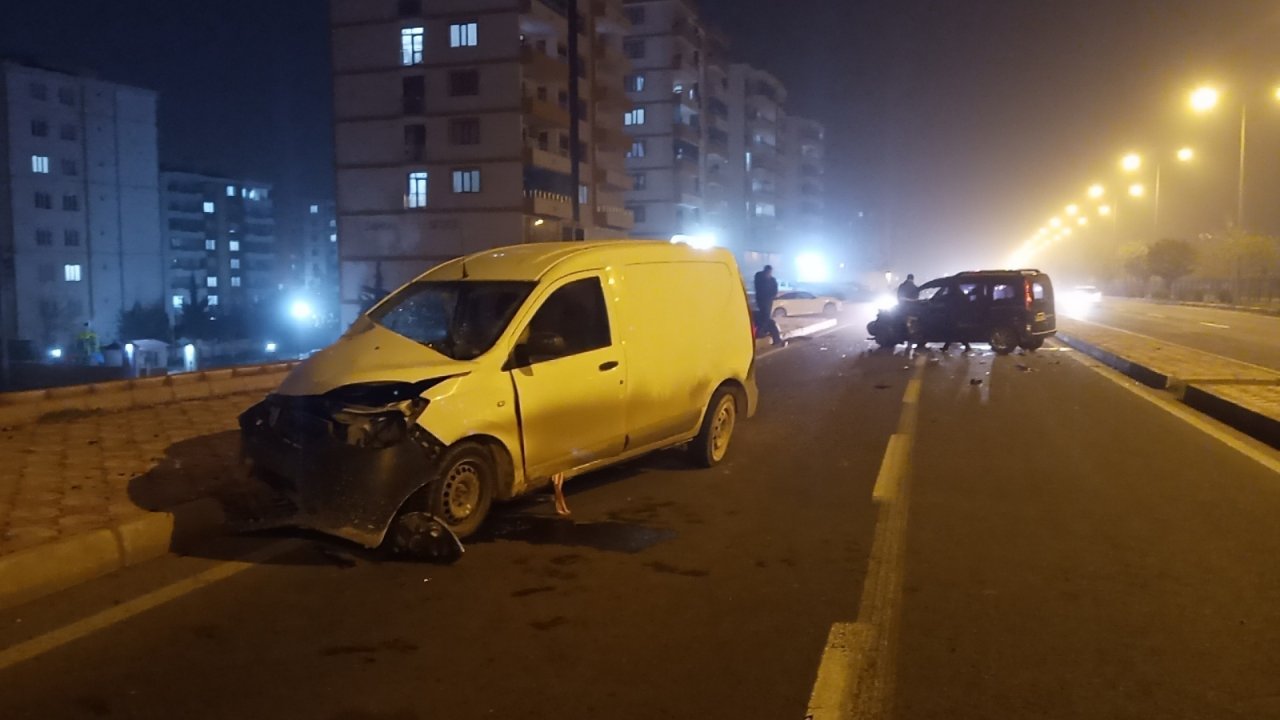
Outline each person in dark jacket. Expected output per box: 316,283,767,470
897,274,919,301
753,265,784,346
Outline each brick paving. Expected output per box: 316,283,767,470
0,392,267,557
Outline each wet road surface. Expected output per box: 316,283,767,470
1,326,1278,719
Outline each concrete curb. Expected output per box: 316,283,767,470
1056,331,1279,449
755,318,840,351
0,497,227,612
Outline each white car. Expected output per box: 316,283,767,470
1073,285,1103,304
771,291,842,319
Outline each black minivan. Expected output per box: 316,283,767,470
868,269,1056,354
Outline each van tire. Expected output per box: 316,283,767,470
424,442,496,539
1020,336,1045,351
689,387,739,468
990,325,1019,355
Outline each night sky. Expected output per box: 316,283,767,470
3,1,1279,277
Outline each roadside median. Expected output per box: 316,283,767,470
1056,317,1280,448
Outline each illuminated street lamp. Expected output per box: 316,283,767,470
1187,83,1280,227
1065,204,1079,216
1176,146,1194,162
1077,217,1088,226
1189,85,1221,113
1128,183,1145,198
1121,153,1142,173
1087,184,1105,199
1049,217,1062,228
1098,204,1112,216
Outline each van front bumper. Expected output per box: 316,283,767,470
238,395,446,548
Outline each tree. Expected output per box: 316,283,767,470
1146,238,1197,287
117,301,171,342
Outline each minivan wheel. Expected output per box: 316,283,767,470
425,442,496,539
772,306,787,319
689,387,738,468
990,325,1019,355
1020,336,1045,351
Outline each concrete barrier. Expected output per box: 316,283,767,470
0,362,299,427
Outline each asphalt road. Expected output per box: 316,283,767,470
1,323,1279,719
1078,297,1280,370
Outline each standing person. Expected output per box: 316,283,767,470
753,265,784,346
897,274,920,301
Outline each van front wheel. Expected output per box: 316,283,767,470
689,387,739,468
425,442,495,539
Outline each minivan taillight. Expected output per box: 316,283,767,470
1024,278,1034,309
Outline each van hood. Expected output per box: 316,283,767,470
276,322,473,396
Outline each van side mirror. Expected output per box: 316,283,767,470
512,330,567,367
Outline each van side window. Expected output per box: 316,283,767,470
526,277,611,361
992,283,1017,303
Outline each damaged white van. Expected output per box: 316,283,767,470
240,241,758,547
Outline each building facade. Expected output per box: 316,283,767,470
724,63,786,271
301,200,339,297
0,60,165,356
780,115,825,240
620,0,706,240
161,170,276,315
330,0,634,324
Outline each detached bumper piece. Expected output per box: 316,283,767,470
239,391,446,548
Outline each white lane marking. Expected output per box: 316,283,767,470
1148,313,1167,319
1057,341,1280,475
806,356,923,720
1199,321,1231,329
0,540,301,672
1073,318,1279,376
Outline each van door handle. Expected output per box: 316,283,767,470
598,360,619,372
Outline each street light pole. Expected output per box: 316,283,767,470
1236,103,1247,229
1153,162,1162,238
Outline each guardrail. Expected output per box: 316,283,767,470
0,361,298,427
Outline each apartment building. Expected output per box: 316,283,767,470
780,114,825,238
161,170,276,313
0,60,165,356
301,201,339,296
620,0,706,239
330,0,633,324
725,62,786,269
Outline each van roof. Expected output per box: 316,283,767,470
421,240,737,282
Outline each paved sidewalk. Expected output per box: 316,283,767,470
0,392,266,558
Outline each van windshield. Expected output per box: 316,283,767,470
368,280,536,360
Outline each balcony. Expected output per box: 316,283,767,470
522,96,571,128
594,164,632,191
523,189,573,218
594,205,633,230
524,146,572,175
521,46,568,83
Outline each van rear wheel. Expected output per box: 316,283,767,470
689,387,738,468
990,325,1019,355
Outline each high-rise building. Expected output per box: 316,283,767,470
780,115,825,239
725,63,786,271
621,0,706,240
161,171,276,314
0,60,165,356
329,0,633,324
301,201,339,296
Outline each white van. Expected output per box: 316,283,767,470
240,241,758,546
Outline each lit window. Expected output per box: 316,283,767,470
205,239,217,251
172,295,184,309
230,258,240,269
229,240,240,252
309,204,319,214
31,155,49,173
207,295,219,306
401,26,424,65
231,276,242,288
329,233,337,243
450,22,478,47
627,141,647,159
226,185,236,197
207,276,218,288
203,201,215,213
452,169,481,193
407,171,429,208
64,264,82,282
623,108,646,126
579,185,589,204
625,74,645,93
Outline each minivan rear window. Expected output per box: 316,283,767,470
1032,282,1046,300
